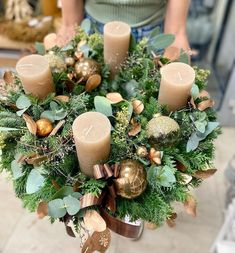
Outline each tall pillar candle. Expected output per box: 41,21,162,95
16,54,55,99
104,21,131,78
158,62,195,111
72,112,111,177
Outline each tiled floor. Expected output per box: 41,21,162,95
0,127,235,253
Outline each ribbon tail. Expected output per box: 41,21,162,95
100,208,142,239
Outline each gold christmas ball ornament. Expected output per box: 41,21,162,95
75,58,100,81
114,160,147,199
146,114,180,147
36,118,53,137
65,57,75,66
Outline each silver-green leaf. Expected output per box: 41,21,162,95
94,96,113,117
48,199,67,218
26,169,45,194
63,196,80,215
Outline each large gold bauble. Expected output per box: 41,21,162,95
146,115,180,146
75,58,100,81
36,118,53,137
114,160,147,199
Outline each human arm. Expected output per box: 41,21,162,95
56,0,84,46
164,0,191,59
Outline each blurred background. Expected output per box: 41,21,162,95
0,0,235,253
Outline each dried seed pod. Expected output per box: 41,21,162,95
132,100,144,114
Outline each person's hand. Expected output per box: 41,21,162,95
56,24,77,47
164,32,192,62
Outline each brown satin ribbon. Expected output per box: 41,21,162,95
78,163,142,239
100,208,142,239
80,193,104,209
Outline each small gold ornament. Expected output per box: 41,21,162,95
36,118,53,137
75,58,100,81
114,160,147,199
65,57,75,66
136,146,148,158
146,114,180,147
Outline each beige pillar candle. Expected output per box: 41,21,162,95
72,112,111,177
43,33,57,51
158,62,195,111
16,54,55,99
104,21,131,78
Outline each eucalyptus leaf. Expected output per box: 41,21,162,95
81,18,91,34
63,196,80,215
35,42,45,55
197,122,219,140
52,186,74,199
127,102,133,121
41,111,55,123
0,127,20,131
11,159,23,179
123,80,139,98
187,132,200,152
195,120,207,133
179,49,190,64
129,33,137,52
16,108,28,116
94,96,113,117
26,169,45,194
80,44,90,58
54,109,67,120
149,27,161,40
48,199,67,218
191,84,200,99
149,34,175,51
16,95,31,109
50,101,60,111
61,44,74,52
187,121,219,152
156,166,176,187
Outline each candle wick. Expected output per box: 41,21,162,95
84,125,93,137
177,72,183,81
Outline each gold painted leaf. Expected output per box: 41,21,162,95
84,210,106,232
184,195,197,217
23,114,37,135
199,90,210,98
193,169,217,179
128,123,141,136
85,74,102,92
54,95,70,103
106,92,124,104
197,99,215,111
3,71,14,85
37,201,48,219
26,155,48,166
